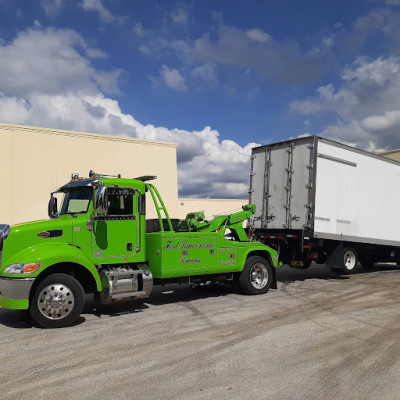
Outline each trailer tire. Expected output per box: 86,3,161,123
238,256,273,295
330,247,358,275
30,274,85,328
342,248,358,272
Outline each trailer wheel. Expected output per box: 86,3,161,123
30,274,85,328
330,247,358,275
342,248,358,272
238,256,273,295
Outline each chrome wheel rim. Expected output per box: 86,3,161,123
250,263,269,289
344,251,356,270
37,283,75,320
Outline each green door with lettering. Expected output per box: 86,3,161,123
160,233,191,278
188,233,218,275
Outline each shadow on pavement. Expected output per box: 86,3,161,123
0,309,33,329
276,262,400,284
1,263,397,328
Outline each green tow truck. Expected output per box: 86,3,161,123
0,172,278,328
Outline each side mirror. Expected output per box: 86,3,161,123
95,187,108,215
48,195,58,219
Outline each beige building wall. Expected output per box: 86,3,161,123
177,198,247,220
380,148,400,163
0,123,179,225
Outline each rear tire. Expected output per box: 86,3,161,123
342,248,358,272
238,256,273,295
30,274,85,328
330,247,358,275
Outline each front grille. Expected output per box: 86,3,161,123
0,224,10,267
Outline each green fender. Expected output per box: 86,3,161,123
3,242,79,278
3,242,102,291
239,244,279,289
239,244,279,268
75,248,102,291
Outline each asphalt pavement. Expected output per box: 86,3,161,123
0,263,399,400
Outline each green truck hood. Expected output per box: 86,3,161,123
10,218,72,234
1,218,73,271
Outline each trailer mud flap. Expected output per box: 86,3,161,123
271,267,277,289
325,242,344,269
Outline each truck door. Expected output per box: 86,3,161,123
92,187,140,258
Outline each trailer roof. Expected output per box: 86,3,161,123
251,136,400,168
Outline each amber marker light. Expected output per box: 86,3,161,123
23,263,41,273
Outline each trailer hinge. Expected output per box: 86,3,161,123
304,203,312,209
306,184,312,189
306,164,314,169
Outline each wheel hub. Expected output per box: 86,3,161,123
37,283,75,320
344,251,356,270
249,263,269,289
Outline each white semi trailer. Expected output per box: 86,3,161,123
249,136,400,273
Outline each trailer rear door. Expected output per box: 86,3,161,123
250,137,314,230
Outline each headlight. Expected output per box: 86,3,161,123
4,263,41,274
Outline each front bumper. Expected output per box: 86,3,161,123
0,277,35,309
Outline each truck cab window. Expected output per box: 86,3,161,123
107,189,134,215
59,188,93,215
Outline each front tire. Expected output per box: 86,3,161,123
30,274,85,328
238,256,273,295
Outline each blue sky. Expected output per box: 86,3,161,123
1,0,400,198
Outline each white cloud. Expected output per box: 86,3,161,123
246,28,269,43
308,34,336,56
194,25,321,84
191,63,217,84
0,26,254,199
291,56,400,150
362,110,400,132
81,0,124,24
171,8,188,25
137,23,321,85
159,65,188,91
0,27,120,96
39,0,63,17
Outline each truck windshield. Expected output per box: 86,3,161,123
59,188,93,215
